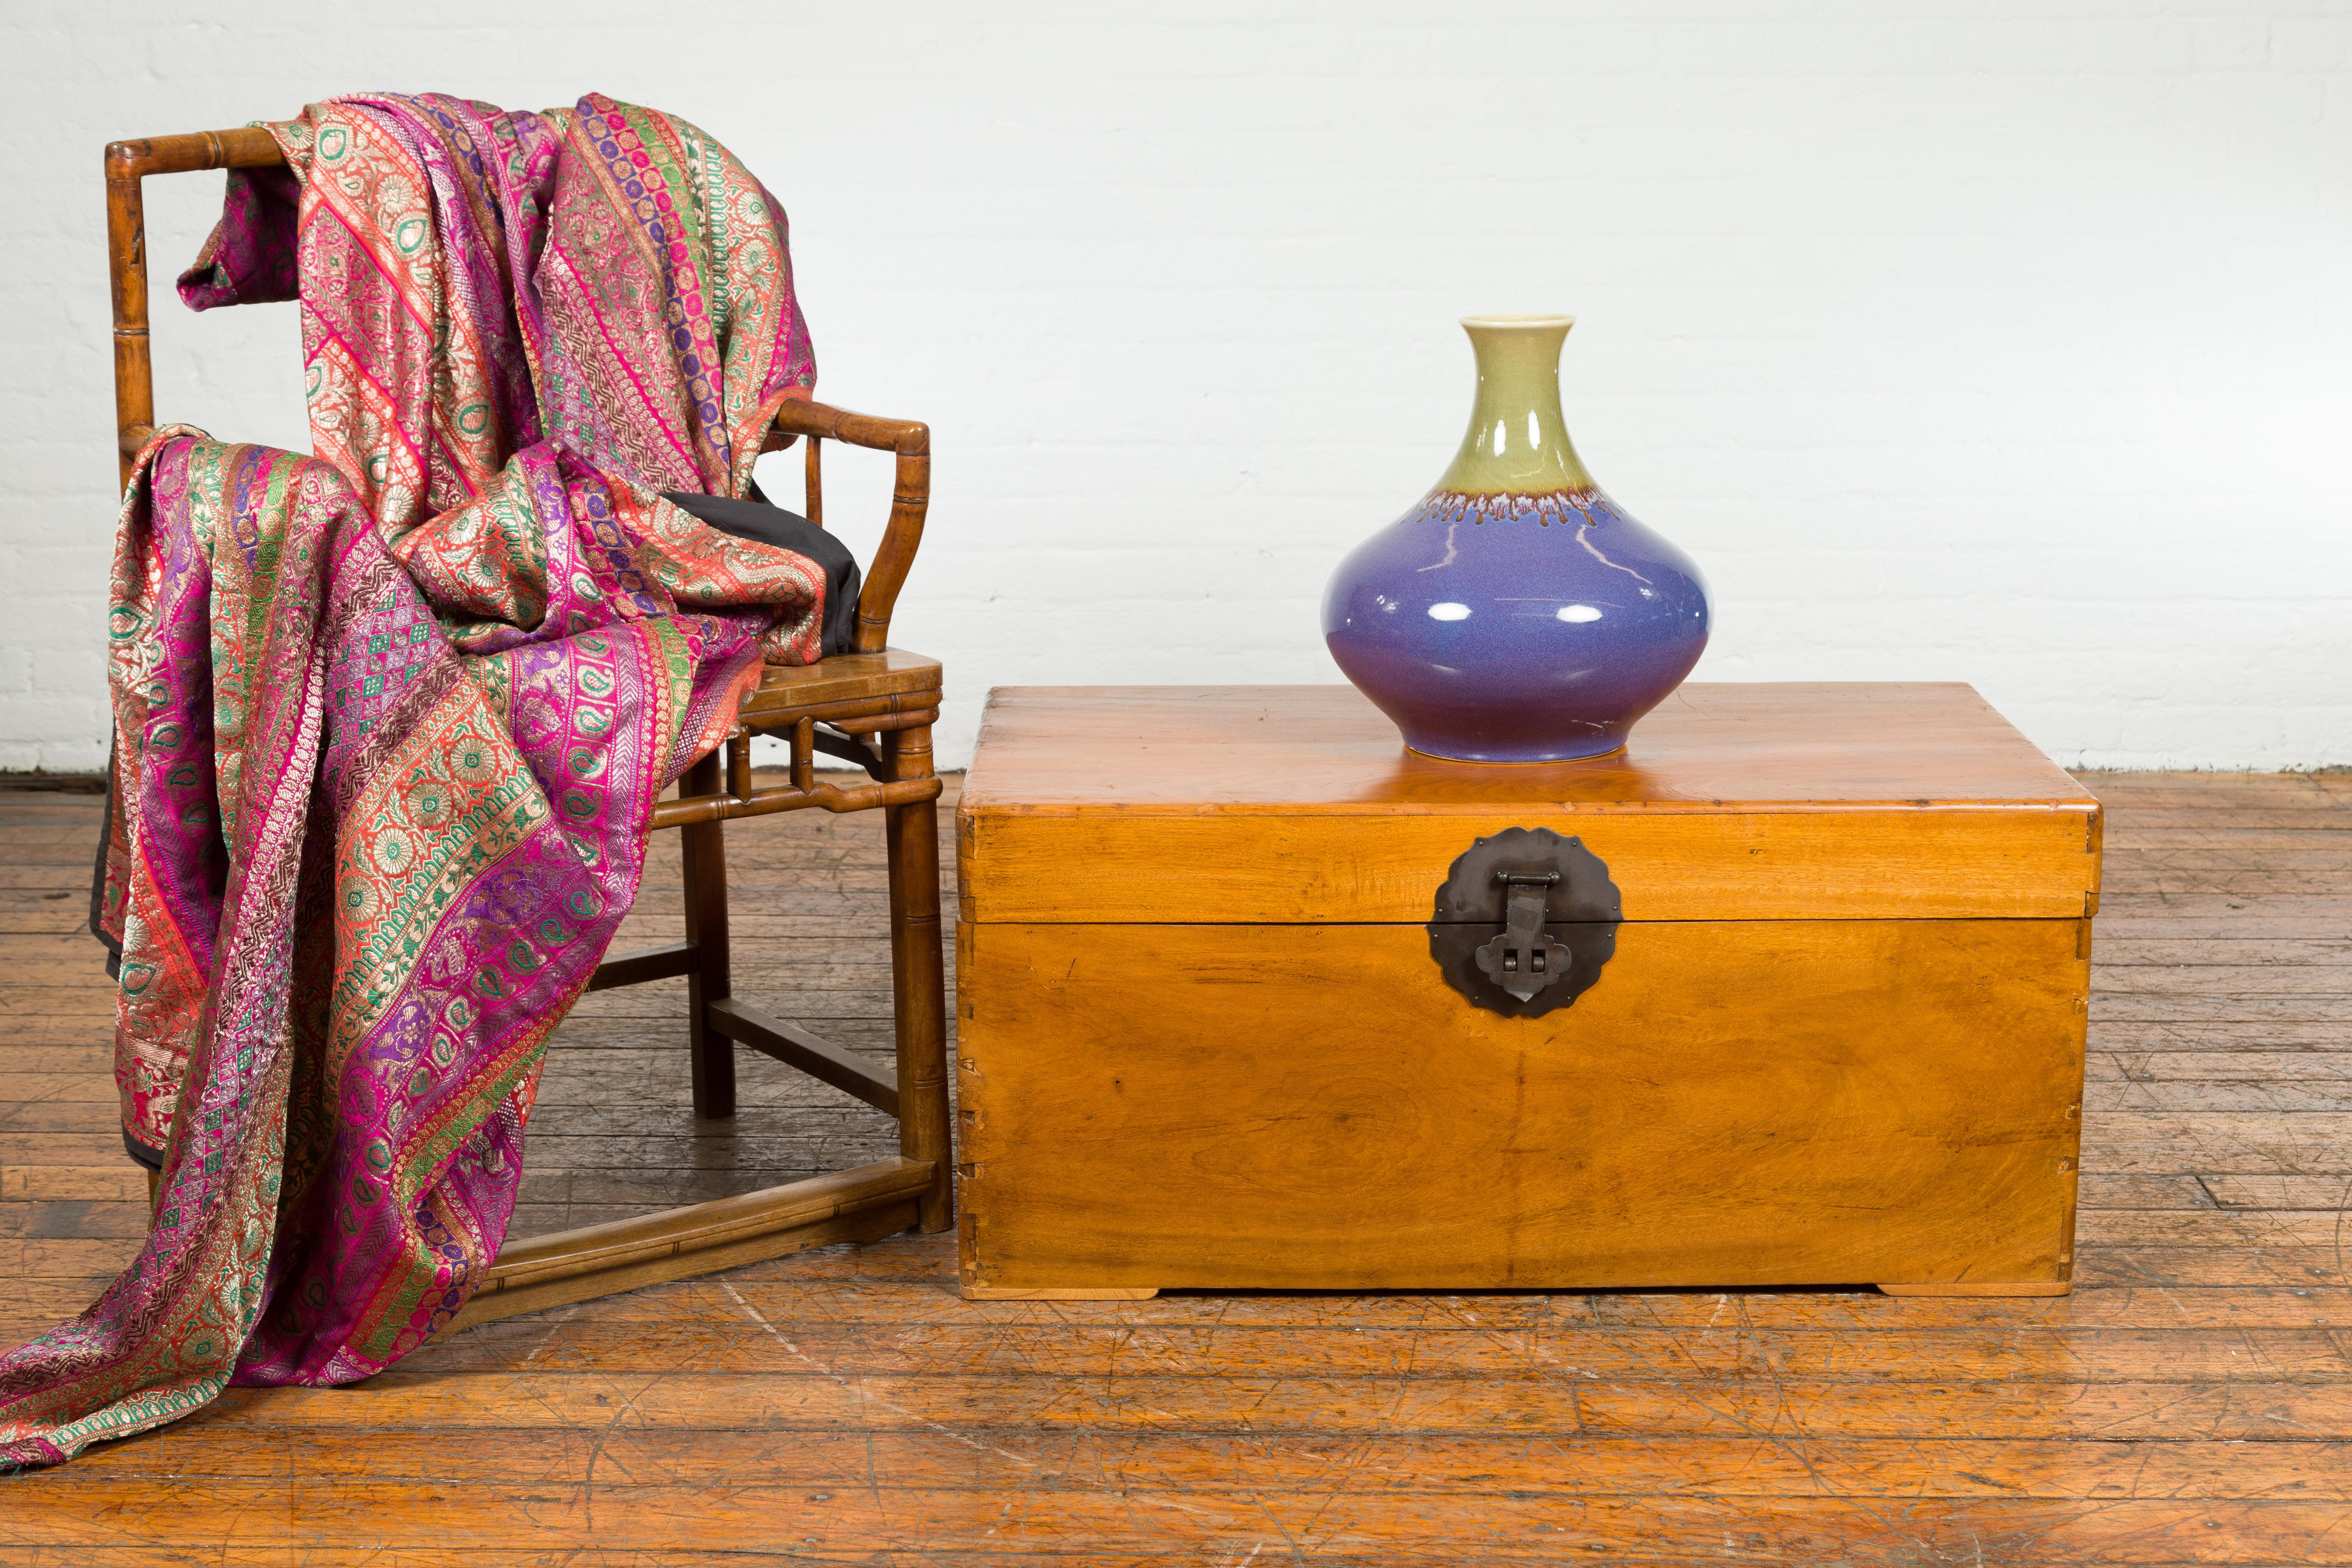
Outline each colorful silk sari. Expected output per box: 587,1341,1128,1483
0,93,823,1466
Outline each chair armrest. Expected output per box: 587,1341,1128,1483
766,399,931,655
107,127,285,180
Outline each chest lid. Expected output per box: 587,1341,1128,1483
957,684,2101,924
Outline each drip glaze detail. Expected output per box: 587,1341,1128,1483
1410,488,1611,528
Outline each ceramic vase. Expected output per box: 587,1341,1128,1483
1322,315,1710,763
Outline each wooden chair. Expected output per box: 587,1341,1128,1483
102,128,952,1330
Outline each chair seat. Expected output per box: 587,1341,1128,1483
738,648,940,727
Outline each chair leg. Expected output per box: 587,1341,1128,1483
681,747,736,1120
884,722,954,1233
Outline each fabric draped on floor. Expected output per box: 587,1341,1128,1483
0,91,827,1466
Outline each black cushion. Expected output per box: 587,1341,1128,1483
662,492,863,659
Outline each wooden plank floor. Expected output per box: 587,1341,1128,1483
0,769,2347,1563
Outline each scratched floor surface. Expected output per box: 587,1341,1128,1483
0,770,2346,1564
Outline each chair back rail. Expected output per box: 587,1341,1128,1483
103,128,928,653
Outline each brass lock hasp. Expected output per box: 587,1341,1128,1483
1428,827,1620,1017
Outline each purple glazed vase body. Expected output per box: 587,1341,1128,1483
1323,316,1710,763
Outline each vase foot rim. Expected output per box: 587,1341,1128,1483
1403,743,1629,766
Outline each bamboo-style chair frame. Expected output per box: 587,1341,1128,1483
103,128,952,1330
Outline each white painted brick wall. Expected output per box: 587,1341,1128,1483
5,0,2347,772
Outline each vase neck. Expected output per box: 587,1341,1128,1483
1434,315,1596,497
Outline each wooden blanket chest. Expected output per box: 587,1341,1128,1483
954,684,2101,1299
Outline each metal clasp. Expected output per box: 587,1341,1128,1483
1427,827,1621,1018
1475,873,1571,1001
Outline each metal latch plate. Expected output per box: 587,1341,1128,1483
1427,827,1621,1018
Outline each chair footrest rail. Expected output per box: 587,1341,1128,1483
442,1158,939,1332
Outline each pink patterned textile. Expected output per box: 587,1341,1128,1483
0,93,823,1466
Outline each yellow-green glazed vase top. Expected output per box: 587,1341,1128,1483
1436,315,1597,496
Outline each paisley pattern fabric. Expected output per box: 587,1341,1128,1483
1,93,822,1467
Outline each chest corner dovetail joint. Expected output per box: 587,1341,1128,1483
952,683,2099,1302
